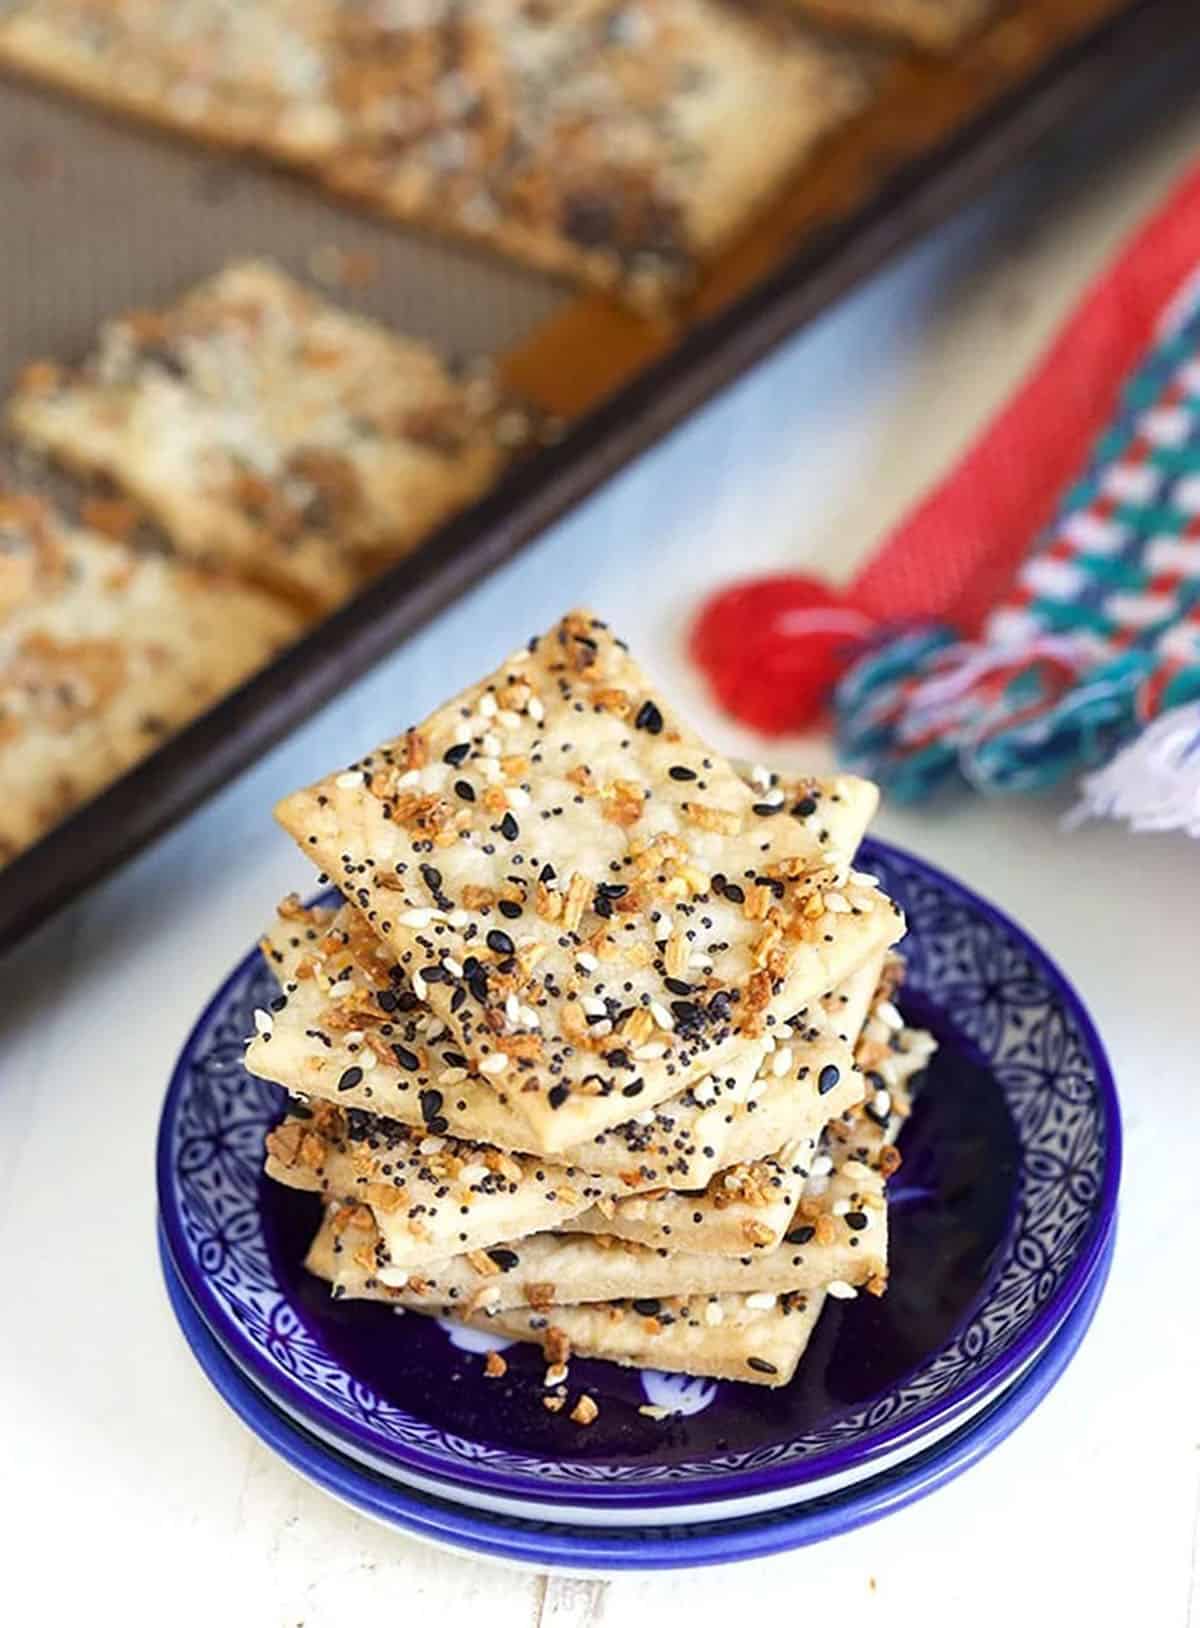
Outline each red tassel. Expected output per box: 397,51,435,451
689,575,875,734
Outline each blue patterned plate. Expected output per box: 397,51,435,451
162,1223,1114,1571
157,840,1119,1523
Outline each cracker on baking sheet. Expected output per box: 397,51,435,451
264,1097,619,1268
306,1131,888,1311
462,1288,828,1387
245,895,868,1189
0,489,300,865
784,0,992,51
7,261,512,612
274,610,901,1153
0,2,872,307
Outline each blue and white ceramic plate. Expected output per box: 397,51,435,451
162,1224,1114,1572
157,840,1120,1525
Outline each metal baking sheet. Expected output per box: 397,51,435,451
0,0,1193,950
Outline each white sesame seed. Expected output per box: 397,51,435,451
396,769,421,788
704,1301,725,1325
478,693,497,718
689,953,713,971
832,1199,850,1216
849,870,879,887
519,1005,540,1029
448,910,470,929
762,786,785,807
360,1050,378,1071
505,993,521,1024
399,908,433,928
480,757,503,782
412,971,428,1001
480,1052,508,1075
527,696,545,722
649,1001,675,1031
419,1136,446,1155
771,1047,793,1078
774,1024,793,1040
480,731,501,756
454,722,472,744
827,1281,858,1300
458,1163,487,1184
876,1000,904,1032
507,786,531,809
581,996,607,1017
252,1008,273,1036
691,1076,718,1106
842,1160,874,1182
576,951,599,972
443,957,464,979
497,708,522,730
633,1042,667,1061
745,1292,777,1310
545,1364,568,1386
439,1068,467,1086
810,1154,833,1178
749,763,772,790
335,770,364,788
634,1109,656,1126
872,1088,892,1118
824,892,851,914
590,1020,613,1037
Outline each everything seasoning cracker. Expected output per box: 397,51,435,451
274,611,902,1152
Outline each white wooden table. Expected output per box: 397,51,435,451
4,81,1200,1628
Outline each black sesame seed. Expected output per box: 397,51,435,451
845,1212,869,1232
391,1046,421,1071
419,1089,444,1125
621,1079,645,1098
455,779,475,801
664,977,693,997
792,796,817,817
376,989,400,1013
539,863,556,882
723,883,745,904
752,803,782,816
818,1064,841,1094
498,899,522,919
548,1084,569,1110
487,1249,519,1272
668,766,696,781
632,1298,661,1317
337,1067,363,1092
784,1225,815,1246
634,699,663,734
499,812,519,841
487,929,515,955
443,743,471,767
420,863,443,892
747,1356,778,1375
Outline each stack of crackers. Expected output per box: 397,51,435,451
0,259,530,864
247,610,935,1403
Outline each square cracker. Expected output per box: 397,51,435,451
8,261,510,612
0,2,870,307
247,787,877,1183
274,610,899,1152
0,490,300,865
264,1097,621,1268
459,1289,827,1387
